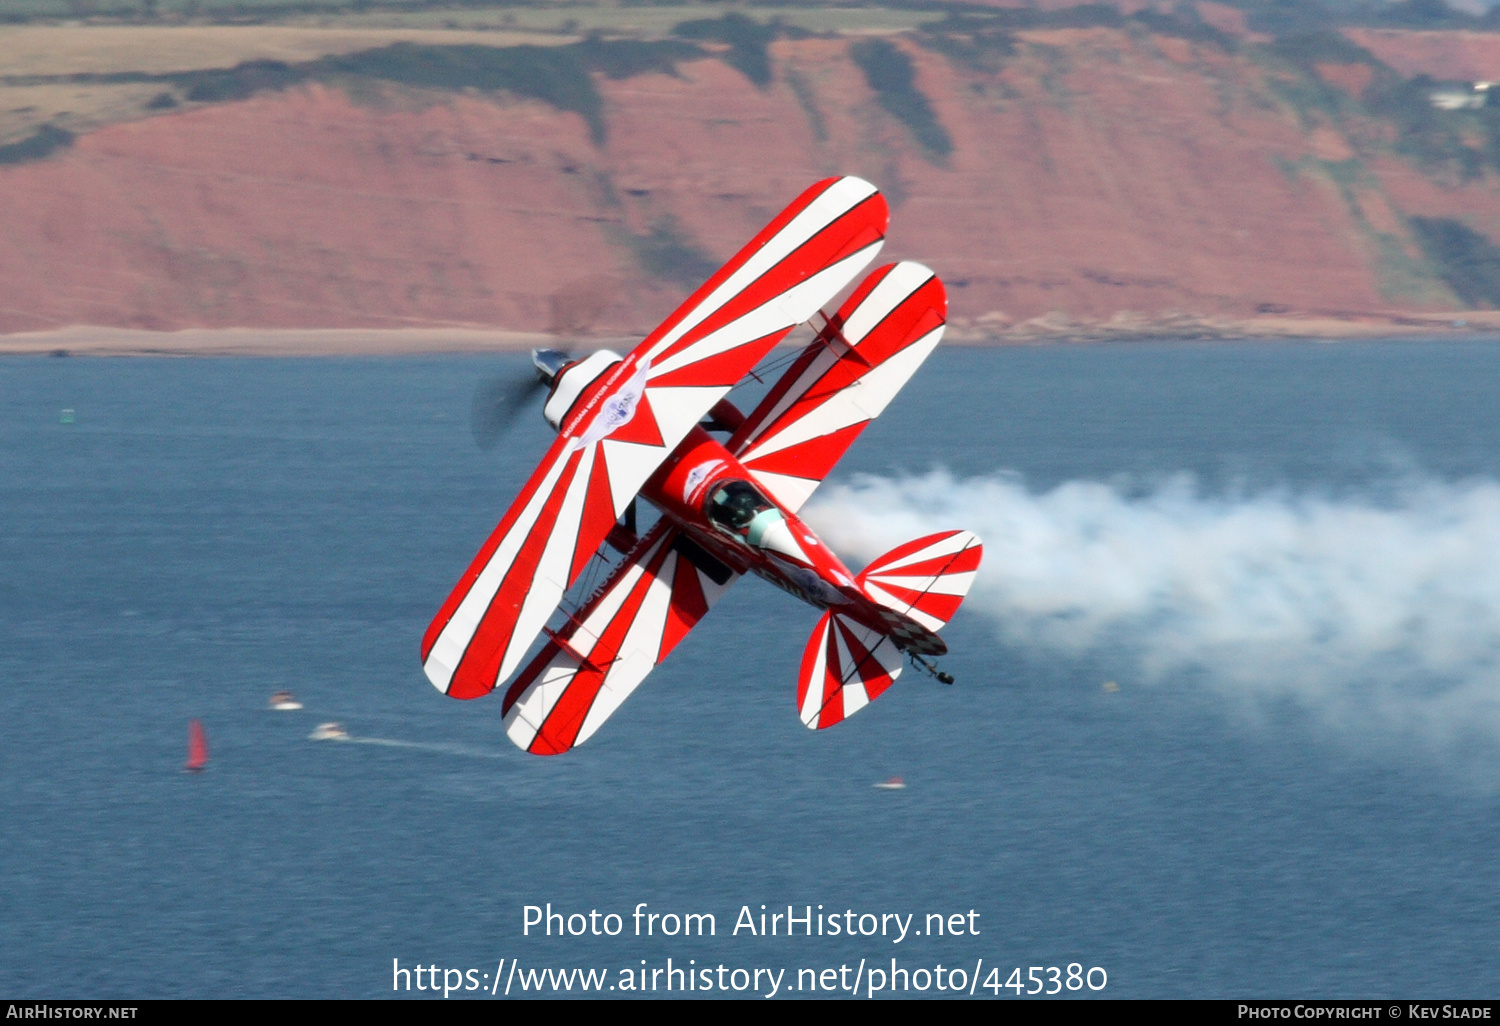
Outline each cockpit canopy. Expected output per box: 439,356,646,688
705,479,785,547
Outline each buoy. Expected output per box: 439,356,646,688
184,719,208,773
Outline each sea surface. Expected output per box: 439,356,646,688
3,340,1500,998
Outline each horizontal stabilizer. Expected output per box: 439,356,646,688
857,530,983,640
798,531,982,730
798,610,905,730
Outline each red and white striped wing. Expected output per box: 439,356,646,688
730,262,946,512
500,523,739,755
857,530,983,633
422,439,620,699
422,177,887,698
797,611,904,730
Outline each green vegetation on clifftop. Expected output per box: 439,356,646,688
0,123,72,163
671,12,778,89
850,38,951,159
160,38,709,144
1411,217,1500,307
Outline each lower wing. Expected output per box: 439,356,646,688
499,522,740,755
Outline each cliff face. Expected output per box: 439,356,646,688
1347,28,1500,82
0,28,1495,338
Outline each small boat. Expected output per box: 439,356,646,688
184,719,208,773
873,777,906,790
269,690,303,711
309,722,349,741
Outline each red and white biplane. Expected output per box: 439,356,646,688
422,177,982,755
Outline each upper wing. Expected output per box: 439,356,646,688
423,177,888,698
500,522,740,754
729,262,946,512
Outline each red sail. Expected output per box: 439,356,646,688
185,719,208,772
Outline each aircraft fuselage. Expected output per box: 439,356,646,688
636,424,944,654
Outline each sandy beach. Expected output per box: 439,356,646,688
6,311,1500,358
0,325,593,357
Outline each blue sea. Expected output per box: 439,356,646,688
4,340,1500,998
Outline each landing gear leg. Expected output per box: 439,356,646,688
910,654,954,685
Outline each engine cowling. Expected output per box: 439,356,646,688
536,349,623,431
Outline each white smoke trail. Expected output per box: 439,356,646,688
804,470,1500,759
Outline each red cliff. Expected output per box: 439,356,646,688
1,29,1495,340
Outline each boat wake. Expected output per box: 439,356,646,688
310,723,506,759
345,736,508,759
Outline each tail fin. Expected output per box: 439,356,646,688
796,530,982,730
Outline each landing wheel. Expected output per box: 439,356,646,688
911,654,955,686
